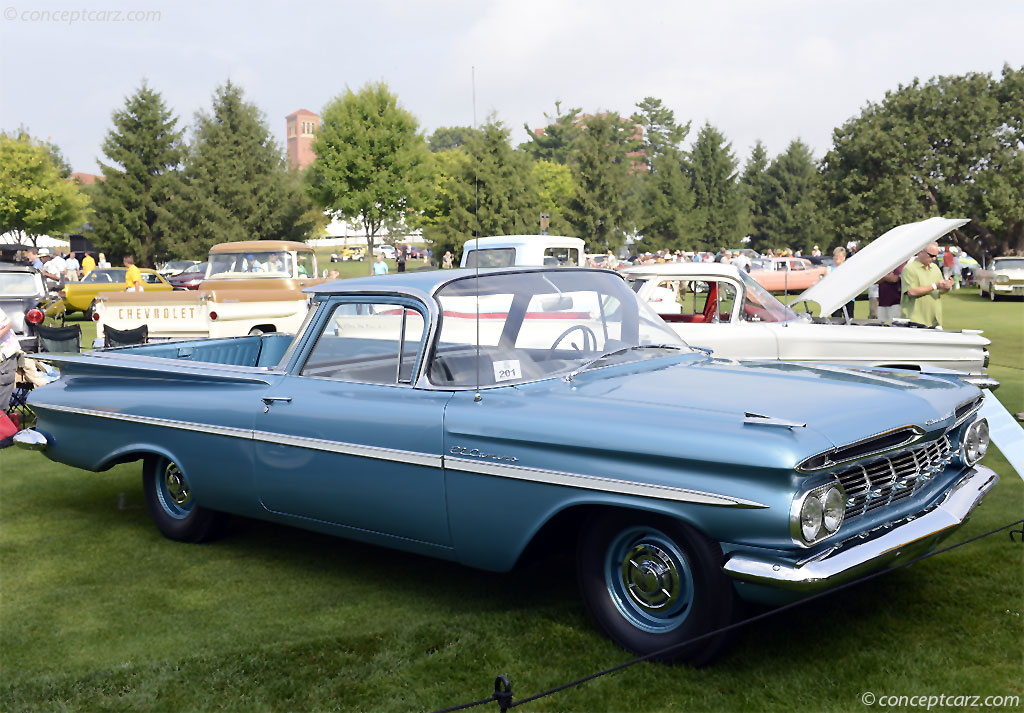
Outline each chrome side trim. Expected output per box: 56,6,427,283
252,430,442,468
33,402,764,507
722,466,998,591
32,403,253,439
443,456,768,508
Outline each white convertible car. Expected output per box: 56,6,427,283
625,218,996,388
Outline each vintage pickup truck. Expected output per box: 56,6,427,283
17,266,1000,663
92,241,324,341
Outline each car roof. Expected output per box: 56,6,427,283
0,262,38,274
308,266,617,296
209,240,311,254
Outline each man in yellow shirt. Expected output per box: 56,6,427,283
123,256,143,292
81,253,96,276
900,242,953,326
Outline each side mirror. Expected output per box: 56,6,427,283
540,294,574,311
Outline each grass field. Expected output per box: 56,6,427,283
2,290,1021,712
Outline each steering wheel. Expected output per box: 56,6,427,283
550,324,598,352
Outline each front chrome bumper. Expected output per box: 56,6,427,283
722,466,999,592
13,429,48,451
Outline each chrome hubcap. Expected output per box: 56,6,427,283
163,463,190,507
622,543,680,612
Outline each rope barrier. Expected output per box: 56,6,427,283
430,518,1024,713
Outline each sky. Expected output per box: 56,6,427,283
2,0,1022,175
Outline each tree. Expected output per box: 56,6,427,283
90,82,184,265
521,101,583,165
564,113,642,251
631,97,690,162
174,81,316,256
0,131,89,245
689,123,748,249
822,65,1024,259
531,159,576,237
740,140,770,250
306,82,432,265
636,150,701,251
756,140,829,252
427,125,477,152
417,117,541,259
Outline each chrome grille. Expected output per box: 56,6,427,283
835,437,952,520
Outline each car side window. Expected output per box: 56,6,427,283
300,302,425,385
142,273,162,284
651,280,736,323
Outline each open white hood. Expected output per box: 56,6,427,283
792,217,969,317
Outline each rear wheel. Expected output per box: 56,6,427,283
143,455,225,542
577,512,737,664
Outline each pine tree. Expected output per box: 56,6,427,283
564,113,642,251
175,81,315,256
636,150,701,251
760,140,829,252
740,140,771,251
419,117,541,258
90,82,184,265
689,123,748,250
521,102,583,165
630,97,690,162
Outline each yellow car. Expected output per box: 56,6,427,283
62,268,173,318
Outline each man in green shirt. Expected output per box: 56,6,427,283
901,242,953,326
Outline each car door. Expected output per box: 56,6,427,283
253,297,454,546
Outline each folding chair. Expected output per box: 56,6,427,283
37,324,82,353
103,324,148,348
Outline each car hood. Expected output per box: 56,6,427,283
791,217,969,316
563,354,975,450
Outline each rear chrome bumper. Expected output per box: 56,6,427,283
722,466,999,592
13,429,48,452
963,375,1000,390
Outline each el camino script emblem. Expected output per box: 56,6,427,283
450,446,518,463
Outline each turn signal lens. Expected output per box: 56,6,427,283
25,308,44,324
92,312,100,321
209,311,218,321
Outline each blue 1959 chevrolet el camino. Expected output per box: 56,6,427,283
16,267,997,663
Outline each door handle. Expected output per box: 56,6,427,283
261,396,292,412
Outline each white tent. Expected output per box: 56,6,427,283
0,231,70,249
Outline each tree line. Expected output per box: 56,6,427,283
2,64,1021,265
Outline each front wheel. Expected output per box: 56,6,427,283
577,512,736,664
143,455,226,542
84,300,96,321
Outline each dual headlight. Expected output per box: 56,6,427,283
792,483,845,546
961,418,990,466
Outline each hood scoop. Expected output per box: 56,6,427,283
743,412,806,429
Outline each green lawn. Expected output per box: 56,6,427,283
2,291,1021,712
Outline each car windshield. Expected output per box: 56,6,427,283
162,261,194,271
737,270,798,323
207,252,292,278
0,271,43,295
80,269,127,284
429,270,687,387
182,262,207,274
994,258,1024,270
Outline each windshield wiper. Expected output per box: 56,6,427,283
563,344,689,382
